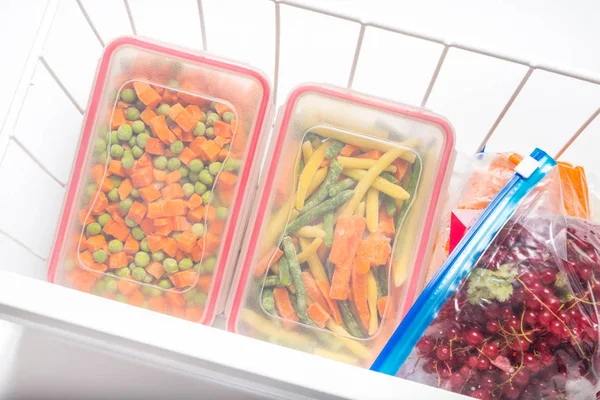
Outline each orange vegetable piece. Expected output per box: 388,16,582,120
145,137,165,155
329,216,366,300
174,108,198,133
146,261,165,280
91,164,105,182
187,193,203,210
302,271,332,314
213,120,233,139
147,235,166,253
148,296,168,314
133,82,161,108
86,235,106,252
197,275,212,292
213,136,230,149
136,152,153,168
273,287,299,322
354,233,392,274
78,208,94,226
185,105,204,121
172,216,189,231
109,251,128,270
150,114,177,144
161,183,184,200
188,206,205,223
118,178,132,200
90,192,108,214
140,108,157,125
174,250,185,262
219,187,234,206
131,167,154,188
209,220,225,235
164,170,182,185
153,169,167,182
186,307,204,321
147,201,165,219
124,235,140,255
170,306,187,319
393,159,409,182
111,109,126,129
189,136,207,154
167,103,185,121
351,264,370,330
78,250,94,268
128,290,145,306
170,270,197,288
190,244,203,262
111,221,131,242
163,199,187,217
316,279,342,324
378,206,395,237
181,130,194,142
217,149,229,162
100,177,114,192
139,185,161,203
117,278,138,295
139,218,155,235
162,90,178,105
377,296,394,319
196,140,221,163
357,150,383,160
340,144,358,157
179,147,197,166
213,103,230,116
165,291,185,308
163,237,178,257
216,171,237,190
177,231,197,253
108,160,127,177
307,303,331,328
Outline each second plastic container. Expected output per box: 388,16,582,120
226,84,455,366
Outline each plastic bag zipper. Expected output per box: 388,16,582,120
370,148,556,375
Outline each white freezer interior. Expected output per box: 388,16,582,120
0,0,599,398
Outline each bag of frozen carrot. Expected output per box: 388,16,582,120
225,84,455,367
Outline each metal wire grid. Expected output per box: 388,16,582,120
1,0,600,264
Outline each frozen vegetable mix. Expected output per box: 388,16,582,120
48,37,271,325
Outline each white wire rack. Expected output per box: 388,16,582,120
0,0,599,397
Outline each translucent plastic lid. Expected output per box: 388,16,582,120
226,84,455,366
47,37,272,325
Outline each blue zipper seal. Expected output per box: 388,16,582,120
370,148,556,375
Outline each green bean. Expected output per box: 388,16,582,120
263,274,281,288
380,172,398,184
261,288,279,317
323,212,334,248
328,178,356,197
325,260,335,281
373,266,388,300
289,293,317,327
302,160,343,211
386,195,397,216
282,236,308,320
325,140,344,159
396,157,421,227
338,299,365,338
278,257,291,286
284,190,354,235
298,158,305,177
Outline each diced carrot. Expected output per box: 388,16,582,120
161,183,184,200
177,231,197,253
187,193,203,210
124,235,139,255
185,307,204,321
316,279,342,324
377,296,394,319
175,108,198,133
357,150,383,160
219,187,234,206
213,103,230,116
118,178,132,200
153,169,167,182
167,103,185,121
147,201,165,219
209,220,225,235
170,270,197,288
307,303,331,329
86,235,106,252
175,249,186,262
162,90,178,105
139,185,161,203
146,261,165,279
165,170,181,185
133,82,161,108
165,291,185,308
171,126,183,140
111,109,126,129
145,137,165,155
117,278,138,295
170,306,186,319
163,199,187,217
189,136,207,154
393,159,409,182
197,275,212,292
73,272,98,293
111,221,131,242
188,206,205,223
179,147,197,166
213,120,233,139
254,248,283,278
329,216,366,300
147,235,166,253
109,251,128,270
216,171,237,190
91,164,105,182
273,287,299,322
217,149,229,162
150,114,177,144
340,144,358,157
78,208,94,226
172,216,189,231
131,167,154,188
139,218,155,235
140,108,157,125
163,237,178,257
91,192,108,214
352,264,370,330
128,290,145,306
100,177,113,192
196,140,221,163
148,296,168,314
378,206,395,237
181,130,194,142
185,105,204,121
78,250,94,268
136,152,152,168
108,160,127,177
302,271,332,314
213,135,229,149
190,244,203,262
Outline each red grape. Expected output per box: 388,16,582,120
482,342,498,358
470,389,491,400
436,345,450,361
539,268,556,285
465,329,484,346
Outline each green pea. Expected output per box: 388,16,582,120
132,120,145,134
63,259,76,271
216,206,228,220
200,257,217,274
143,274,153,284
189,172,199,183
193,263,201,272
179,166,189,178
208,162,222,176
140,238,149,252
126,107,140,121
157,103,170,116
136,132,150,148
163,258,179,274
110,144,123,158
135,99,145,111
202,191,213,204
98,125,109,140
206,112,221,127
153,156,168,170
94,152,108,164
180,177,190,185
85,183,97,197
109,176,122,188
93,249,107,263
132,227,145,241
116,293,128,303
183,288,196,301
166,116,176,127
120,88,137,103
192,223,204,238
115,266,130,277
86,222,102,237
179,258,193,271
194,182,207,195
167,158,181,171
128,137,137,148
167,78,179,89
149,287,162,297
94,280,106,294
105,278,118,293
98,213,111,227
134,252,150,267
125,217,138,228
189,159,204,173
158,279,173,289
130,188,140,198
94,138,107,154
123,150,133,159
222,111,234,123
108,239,124,253
121,156,135,170
110,131,118,145
117,124,133,141
119,198,133,213
205,127,215,138
108,189,119,203
152,251,165,262
182,183,195,199
132,146,143,159
170,140,184,155
171,232,182,241
199,169,213,185
132,267,147,281
193,122,206,137
194,291,208,307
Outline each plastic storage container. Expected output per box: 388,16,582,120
47,36,272,325
226,84,455,366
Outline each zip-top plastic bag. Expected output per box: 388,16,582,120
372,149,600,399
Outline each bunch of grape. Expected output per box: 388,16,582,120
407,218,600,400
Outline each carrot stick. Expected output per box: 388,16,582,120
316,279,342,324
351,263,370,330
301,271,332,314
307,303,331,328
273,287,299,323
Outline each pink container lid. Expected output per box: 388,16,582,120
47,36,272,325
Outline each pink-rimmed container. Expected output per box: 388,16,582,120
47,37,272,325
226,84,455,367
